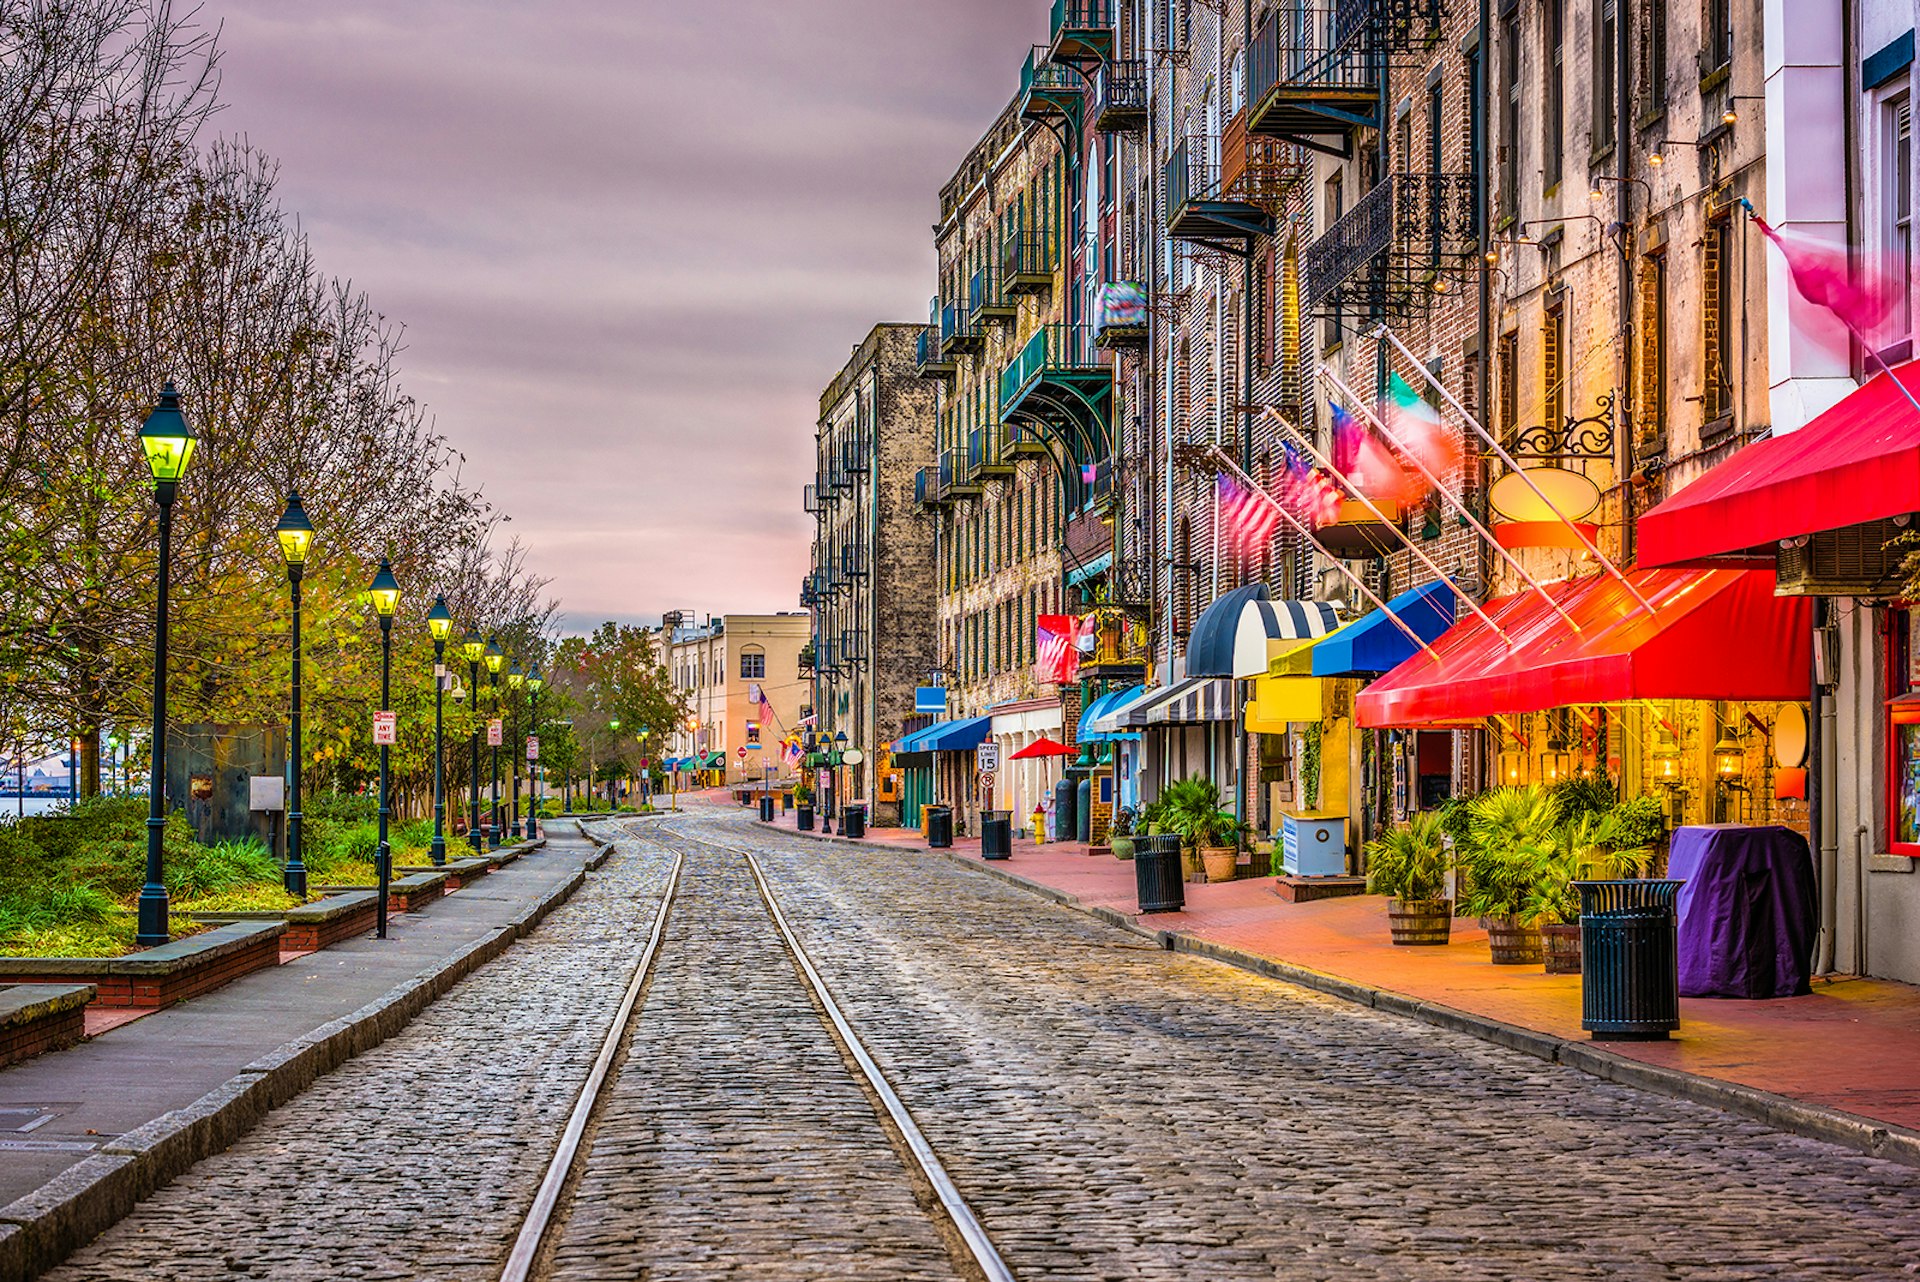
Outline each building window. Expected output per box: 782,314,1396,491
1702,216,1734,428
1890,608,1920,855
1499,10,1520,220
1886,93,1913,353
1643,0,1667,112
1594,0,1616,151
1497,329,1519,440
1544,0,1563,189
1706,0,1731,74
740,650,765,680
1466,41,1484,238
1426,77,1444,260
1543,296,1566,435
1322,174,1344,346
1639,251,1668,450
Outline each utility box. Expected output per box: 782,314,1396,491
165,724,286,847
1280,812,1348,877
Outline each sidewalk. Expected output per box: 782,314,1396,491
763,806,1920,1159
0,826,605,1213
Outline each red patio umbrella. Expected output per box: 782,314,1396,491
1010,736,1075,760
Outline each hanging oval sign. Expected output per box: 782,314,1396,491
1772,703,1809,769
1489,465,1603,523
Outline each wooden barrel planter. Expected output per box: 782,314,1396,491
1386,898,1453,946
1481,915,1545,965
1542,922,1583,974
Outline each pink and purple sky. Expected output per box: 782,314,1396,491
210,1,1041,632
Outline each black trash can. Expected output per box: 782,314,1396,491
1133,833,1185,914
1052,779,1077,843
781,792,792,812
981,810,1013,859
1576,879,1685,1041
927,805,953,849
797,804,814,832
841,804,867,839
758,796,775,822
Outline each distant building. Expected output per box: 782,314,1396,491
806,324,939,826
665,614,810,784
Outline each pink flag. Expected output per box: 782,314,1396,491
1752,214,1896,336
1331,402,1421,506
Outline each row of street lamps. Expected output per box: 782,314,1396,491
136,384,545,946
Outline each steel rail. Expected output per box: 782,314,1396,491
743,849,1016,1282
499,835,685,1282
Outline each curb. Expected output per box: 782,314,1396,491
0,846,599,1279
769,819,1920,1172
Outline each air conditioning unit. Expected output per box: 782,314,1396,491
1774,520,1910,597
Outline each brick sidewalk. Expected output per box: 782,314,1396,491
761,807,1920,1147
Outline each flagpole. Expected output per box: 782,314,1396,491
1203,446,1445,663
1251,406,1515,645
1307,378,1586,636
1372,325,1658,615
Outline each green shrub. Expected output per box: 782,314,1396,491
305,794,377,825
1365,811,1451,902
1457,786,1562,920
1549,775,1617,826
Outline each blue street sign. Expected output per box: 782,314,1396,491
915,685,948,715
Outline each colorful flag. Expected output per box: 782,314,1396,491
1751,213,1895,337
1217,474,1283,557
1035,614,1081,684
1330,401,1418,506
1081,461,1100,485
1382,373,1463,486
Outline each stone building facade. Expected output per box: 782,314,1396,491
807,323,939,826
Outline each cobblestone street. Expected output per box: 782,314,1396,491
46,810,1920,1280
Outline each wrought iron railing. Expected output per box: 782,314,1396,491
1051,0,1112,35
1001,323,1101,409
841,435,869,474
1249,3,1373,105
1093,59,1147,129
841,542,868,578
1301,173,1475,311
839,629,868,665
1165,135,1221,217
914,325,945,372
803,483,819,514
1020,45,1080,100
1002,228,1057,283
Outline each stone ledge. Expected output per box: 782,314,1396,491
0,922,286,1009
0,859,592,1279
0,984,94,1072
394,856,492,890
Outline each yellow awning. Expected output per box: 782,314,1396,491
1266,624,1355,677
1246,675,1326,733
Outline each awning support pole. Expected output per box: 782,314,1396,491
1201,446,1443,663
1312,373,1586,636
1252,403,1513,646
1370,326,1658,615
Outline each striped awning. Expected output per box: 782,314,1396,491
1186,584,1342,679
1109,677,1235,727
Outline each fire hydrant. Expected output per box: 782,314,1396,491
1031,805,1047,843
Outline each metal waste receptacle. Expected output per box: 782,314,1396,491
1576,879,1684,1040
841,804,867,839
1133,833,1184,914
758,795,775,822
981,810,1013,859
927,805,953,849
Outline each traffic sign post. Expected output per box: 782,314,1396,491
526,735,540,761
373,711,398,747
487,718,503,747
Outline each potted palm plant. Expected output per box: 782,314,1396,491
1364,811,1453,945
794,777,815,832
1160,778,1242,883
1109,806,1138,861
1529,801,1659,974
1458,785,1561,965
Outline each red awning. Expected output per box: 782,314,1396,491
1639,362,1920,568
1355,568,1811,728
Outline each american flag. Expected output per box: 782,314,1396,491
1034,614,1081,684
1217,474,1282,557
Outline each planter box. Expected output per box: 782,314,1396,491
0,983,94,1068
281,891,379,952
0,921,285,1009
316,869,449,915
1271,874,1368,903
394,856,492,891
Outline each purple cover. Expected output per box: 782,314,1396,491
1670,824,1818,999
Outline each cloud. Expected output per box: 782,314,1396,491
208,0,1040,629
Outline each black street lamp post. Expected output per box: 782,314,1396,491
274,492,313,896
461,631,484,852
369,559,401,938
485,637,504,848
506,660,524,839
528,666,544,836
427,597,453,865
136,384,197,948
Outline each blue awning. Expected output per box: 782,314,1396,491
896,715,992,754
1311,580,1457,677
919,715,992,752
1078,686,1144,743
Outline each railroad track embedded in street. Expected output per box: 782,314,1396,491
501,816,1014,1282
